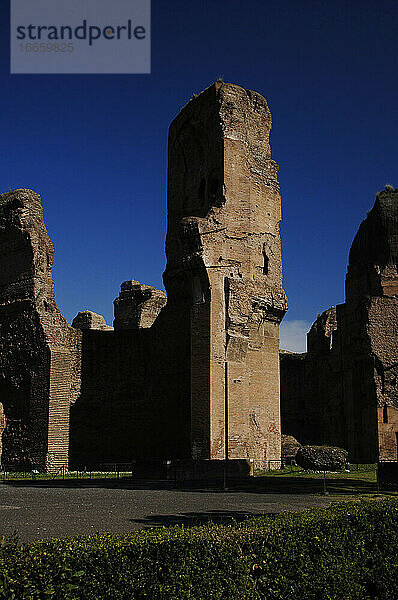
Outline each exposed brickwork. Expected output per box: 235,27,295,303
3,89,395,472
281,188,398,462
47,349,72,471
1,83,287,472
0,189,81,471
72,311,113,331
0,402,5,463
113,281,167,329
165,83,287,468
69,321,191,467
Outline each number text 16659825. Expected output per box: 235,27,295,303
20,43,74,52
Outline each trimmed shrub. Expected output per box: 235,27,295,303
0,499,397,599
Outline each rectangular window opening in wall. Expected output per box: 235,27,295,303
262,249,269,275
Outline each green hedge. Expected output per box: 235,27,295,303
1,499,397,599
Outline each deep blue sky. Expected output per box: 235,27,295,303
1,1,397,351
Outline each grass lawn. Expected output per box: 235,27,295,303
2,464,397,502
255,463,398,500
0,470,133,482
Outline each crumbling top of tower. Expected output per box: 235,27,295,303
0,189,56,308
165,81,286,313
307,307,337,356
167,81,278,222
346,187,398,301
72,310,113,331
113,280,167,329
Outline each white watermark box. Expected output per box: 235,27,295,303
10,0,150,74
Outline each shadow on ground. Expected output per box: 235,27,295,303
131,509,261,528
0,475,378,495
258,476,377,495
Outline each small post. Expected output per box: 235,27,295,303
223,459,228,491
223,360,229,492
322,470,329,495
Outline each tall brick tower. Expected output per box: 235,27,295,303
0,189,81,471
342,187,398,461
280,187,398,464
164,82,287,468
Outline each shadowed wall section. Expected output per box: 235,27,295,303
281,188,398,462
0,189,81,471
69,309,191,467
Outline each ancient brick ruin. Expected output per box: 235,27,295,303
0,82,287,472
1,82,396,473
281,188,398,463
165,82,287,465
0,190,81,471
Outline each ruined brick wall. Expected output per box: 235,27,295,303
346,188,398,301
280,309,378,463
334,300,379,462
369,297,398,459
0,189,81,471
281,188,398,463
114,281,167,330
165,82,287,468
341,189,398,461
72,310,113,331
72,82,288,470
306,308,344,449
69,282,191,467
280,352,309,443
280,309,343,450
2,82,288,472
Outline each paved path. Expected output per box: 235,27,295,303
0,482,331,543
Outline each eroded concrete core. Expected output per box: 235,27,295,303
281,187,398,462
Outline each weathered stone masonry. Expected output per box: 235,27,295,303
1,85,396,472
281,188,398,463
0,82,287,471
165,82,287,467
0,190,81,471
